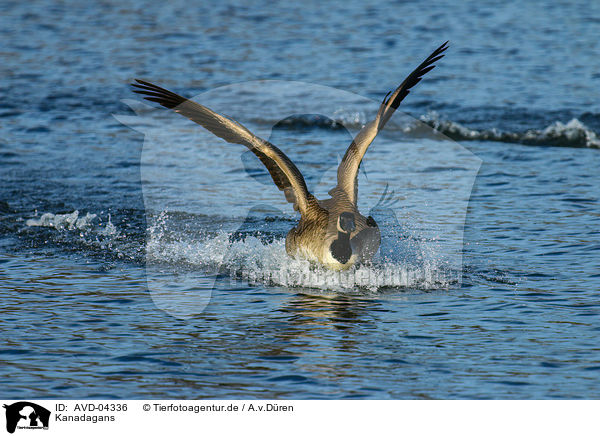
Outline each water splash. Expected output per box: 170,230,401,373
23,210,140,262
26,210,97,230
145,211,456,292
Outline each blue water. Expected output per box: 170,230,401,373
1,0,600,399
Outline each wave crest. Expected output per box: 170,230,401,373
418,113,600,148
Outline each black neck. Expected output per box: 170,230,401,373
330,231,352,264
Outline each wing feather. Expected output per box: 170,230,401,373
132,79,323,216
335,41,449,204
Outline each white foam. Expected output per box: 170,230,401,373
537,118,600,148
26,210,97,230
145,214,456,291
417,112,600,148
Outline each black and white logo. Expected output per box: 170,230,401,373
3,402,50,434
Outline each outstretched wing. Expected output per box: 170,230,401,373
335,41,449,204
132,79,324,217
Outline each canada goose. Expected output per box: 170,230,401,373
132,41,448,270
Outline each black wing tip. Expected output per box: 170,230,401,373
131,79,173,95
132,78,152,88
130,79,185,109
426,41,450,64
436,40,450,53
381,40,450,114
133,78,159,87
414,41,449,79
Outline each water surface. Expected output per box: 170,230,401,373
1,0,599,399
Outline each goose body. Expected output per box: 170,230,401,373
285,194,380,270
132,42,448,271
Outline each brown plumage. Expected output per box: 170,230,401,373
132,41,448,270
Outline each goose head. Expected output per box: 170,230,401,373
336,212,355,234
